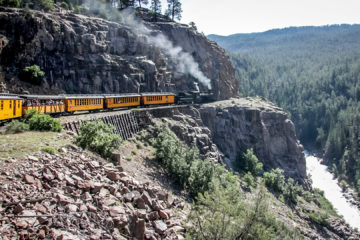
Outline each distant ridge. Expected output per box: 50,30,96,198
207,24,360,54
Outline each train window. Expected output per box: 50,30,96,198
0,100,3,110
18,101,20,108
9,101,12,109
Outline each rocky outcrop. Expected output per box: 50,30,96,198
131,98,306,181
198,98,306,181
0,146,186,239
0,7,238,99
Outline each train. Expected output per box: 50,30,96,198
0,89,213,123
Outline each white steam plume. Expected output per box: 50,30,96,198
84,1,212,90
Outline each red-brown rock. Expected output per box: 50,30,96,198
134,219,146,240
159,210,169,220
24,175,36,184
109,206,125,216
107,171,120,181
153,220,167,234
13,203,24,214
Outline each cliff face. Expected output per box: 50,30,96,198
198,98,306,181
0,7,238,99
133,98,306,182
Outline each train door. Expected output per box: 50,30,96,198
13,100,17,116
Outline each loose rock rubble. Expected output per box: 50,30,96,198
0,147,186,239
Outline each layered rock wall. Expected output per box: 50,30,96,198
0,7,238,99
198,98,306,181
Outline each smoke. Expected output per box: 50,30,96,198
83,0,212,90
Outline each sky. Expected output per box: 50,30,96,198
160,0,360,36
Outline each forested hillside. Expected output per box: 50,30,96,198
208,25,360,190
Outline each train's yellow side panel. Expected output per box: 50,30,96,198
65,99,103,112
0,99,22,121
22,105,65,115
105,97,141,109
142,95,175,105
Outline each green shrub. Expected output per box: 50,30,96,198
60,1,69,9
188,159,215,196
41,146,56,154
29,114,62,132
131,149,137,155
340,180,349,191
76,121,121,158
237,148,263,175
153,126,214,197
302,190,314,202
23,109,39,123
307,211,329,226
35,0,54,11
187,184,295,240
264,168,285,193
243,171,256,189
20,65,45,85
283,178,302,204
0,0,21,7
5,120,29,134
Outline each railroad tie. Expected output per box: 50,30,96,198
120,114,128,139
122,114,131,139
74,121,79,135
131,112,140,133
118,115,126,140
114,115,122,135
110,116,118,134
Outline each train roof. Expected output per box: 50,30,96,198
61,95,105,99
103,93,141,98
141,92,175,96
0,93,22,100
19,95,65,100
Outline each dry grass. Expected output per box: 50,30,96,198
0,131,72,159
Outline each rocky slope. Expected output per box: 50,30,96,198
0,6,238,99
139,98,305,182
0,133,187,239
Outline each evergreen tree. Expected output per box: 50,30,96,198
118,0,134,9
150,0,161,21
189,21,197,31
135,0,148,8
165,0,182,21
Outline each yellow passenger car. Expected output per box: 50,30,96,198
21,95,65,115
141,93,175,106
0,94,22,121
104,94,141,109
64,95,104,113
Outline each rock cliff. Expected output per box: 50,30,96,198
132,98,306,182
0,7,238,99
198,98,306,181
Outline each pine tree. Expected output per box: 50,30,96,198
135,0,148,8
165,0,182,21
119,0,134,9
150,0,161,21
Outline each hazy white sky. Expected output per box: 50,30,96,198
160,0,360,35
